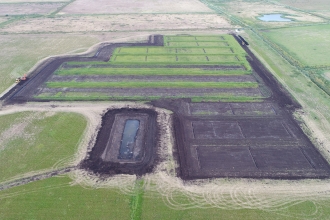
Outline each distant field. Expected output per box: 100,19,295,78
0,14,231,34
274,0,330,11
0,34,99,94
0,112,86,183
0,3,63,16
203,0,325,28
59,0,214,14
0,0,68,2
262,25,330,67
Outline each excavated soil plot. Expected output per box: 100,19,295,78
80,108,158,176
3,34,330,180
153,100,330,180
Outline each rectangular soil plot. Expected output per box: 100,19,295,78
239,120,292,139
250,146,314,170
188,103,233,116
196,146,257,172
192,121,244,139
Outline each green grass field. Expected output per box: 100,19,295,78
0,176,131,220
46,81,258,89
1,175,330,220
55,67,250,76
0,112,87,183
262,25,330,67
35,92,262,102
39,34,254,102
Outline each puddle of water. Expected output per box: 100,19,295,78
118,119,140,160
258,14,292,22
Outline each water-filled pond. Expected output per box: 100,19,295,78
258,14,292,22
118,119,140,159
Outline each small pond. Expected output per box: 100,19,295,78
118,119,140,159
258,14,292,22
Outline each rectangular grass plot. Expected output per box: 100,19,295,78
114,55,146,62
207,55,239,62
192,121,244,139
203,48,233,54
117,47,147,54
168,42,198,47
250,147,313,170
176,48,205,54
147,48,176,54
198,42,228,47
146,55,176,62
196,146,257,171
177,55,207,62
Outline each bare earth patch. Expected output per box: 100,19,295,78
0,3,64,16
1,14,232,34
324,72,330,81
59,0,214,14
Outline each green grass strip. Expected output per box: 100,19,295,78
35,93,263,102
130,180,144,220
46,81,258,89
56,68,251,76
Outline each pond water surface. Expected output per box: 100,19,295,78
258,14,292,22
118,119,140,159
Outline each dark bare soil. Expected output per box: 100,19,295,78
152,98,330,179
80,108,158,176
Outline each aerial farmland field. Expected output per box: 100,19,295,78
1,0,330,219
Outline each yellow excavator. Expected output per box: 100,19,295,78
15,74,27,84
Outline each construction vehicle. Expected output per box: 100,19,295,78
15,74,27,84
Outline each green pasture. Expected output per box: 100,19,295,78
0,112,87,183
55,67,250,76
262,25,330,67
1,175,330,220
0,176,131,220
141,190,330,220
46,81,258,89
